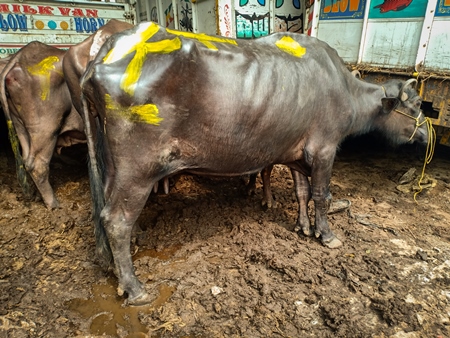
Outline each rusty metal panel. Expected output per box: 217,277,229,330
424,79,450,127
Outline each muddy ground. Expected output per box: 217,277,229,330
0,132,449,338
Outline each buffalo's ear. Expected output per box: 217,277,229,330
381,97,400,114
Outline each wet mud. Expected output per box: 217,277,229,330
1,135,450,337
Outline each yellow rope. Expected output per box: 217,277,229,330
383,83,436,202
413,117,436,202
393,109,436,202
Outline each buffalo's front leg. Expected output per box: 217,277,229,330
291,169,313,236
101,183,154,305
310,149,342,248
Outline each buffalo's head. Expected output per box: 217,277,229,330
380,78,431,146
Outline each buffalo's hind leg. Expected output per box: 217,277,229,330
261,165,277,208
247,166,277,208
291,169,313,236
100,180,155,305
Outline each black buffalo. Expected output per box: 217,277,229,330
0,20,133,209
0,42,86,209
80,22,429,305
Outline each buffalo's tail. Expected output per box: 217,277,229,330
80,67,113,268
0,54,36,198
7,120,36,197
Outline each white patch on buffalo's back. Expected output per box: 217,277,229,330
90,31,104,58
104,22,153,64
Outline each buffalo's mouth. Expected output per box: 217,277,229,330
415,127,429,145
416,115,435,146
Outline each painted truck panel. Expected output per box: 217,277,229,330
315,0,448,73
136,0,303,36
316,20,363,62
135,0,214,33
0,0,133,58
233,0,304,37
424,17,450,70
362,21,423,68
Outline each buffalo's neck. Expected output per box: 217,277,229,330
347,82,385,137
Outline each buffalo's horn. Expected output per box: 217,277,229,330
153,181,159,193
399,78,417,101
351,70,361,79
163,177,170,194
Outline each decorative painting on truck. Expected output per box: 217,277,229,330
162,0,175,29
235,0,302,38
273,0,302,34
0,3,106,33
435,0,450,16
236,0,270,38
319,0,366,20
369,0,427,18
218,0,233,37
0,2,131,58
177,0,193,31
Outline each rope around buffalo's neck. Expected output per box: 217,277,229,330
380,85,436,201
394,109,436,202
414,116,435,202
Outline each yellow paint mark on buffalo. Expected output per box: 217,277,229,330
102,22,238,96
105,94,163,125
103,22,182,96
166,29,238,50
27,56,61,100
103,22,160,64
275,36,306,58
121,37,181,95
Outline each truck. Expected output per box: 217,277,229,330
0,0,135,58
134,0,450,145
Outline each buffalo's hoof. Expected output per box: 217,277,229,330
302,227,314,237
247,186,256,196
262,199,278,209
295,225,314,237
322,236,343,249
45,198,60,210
126,290,153,306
